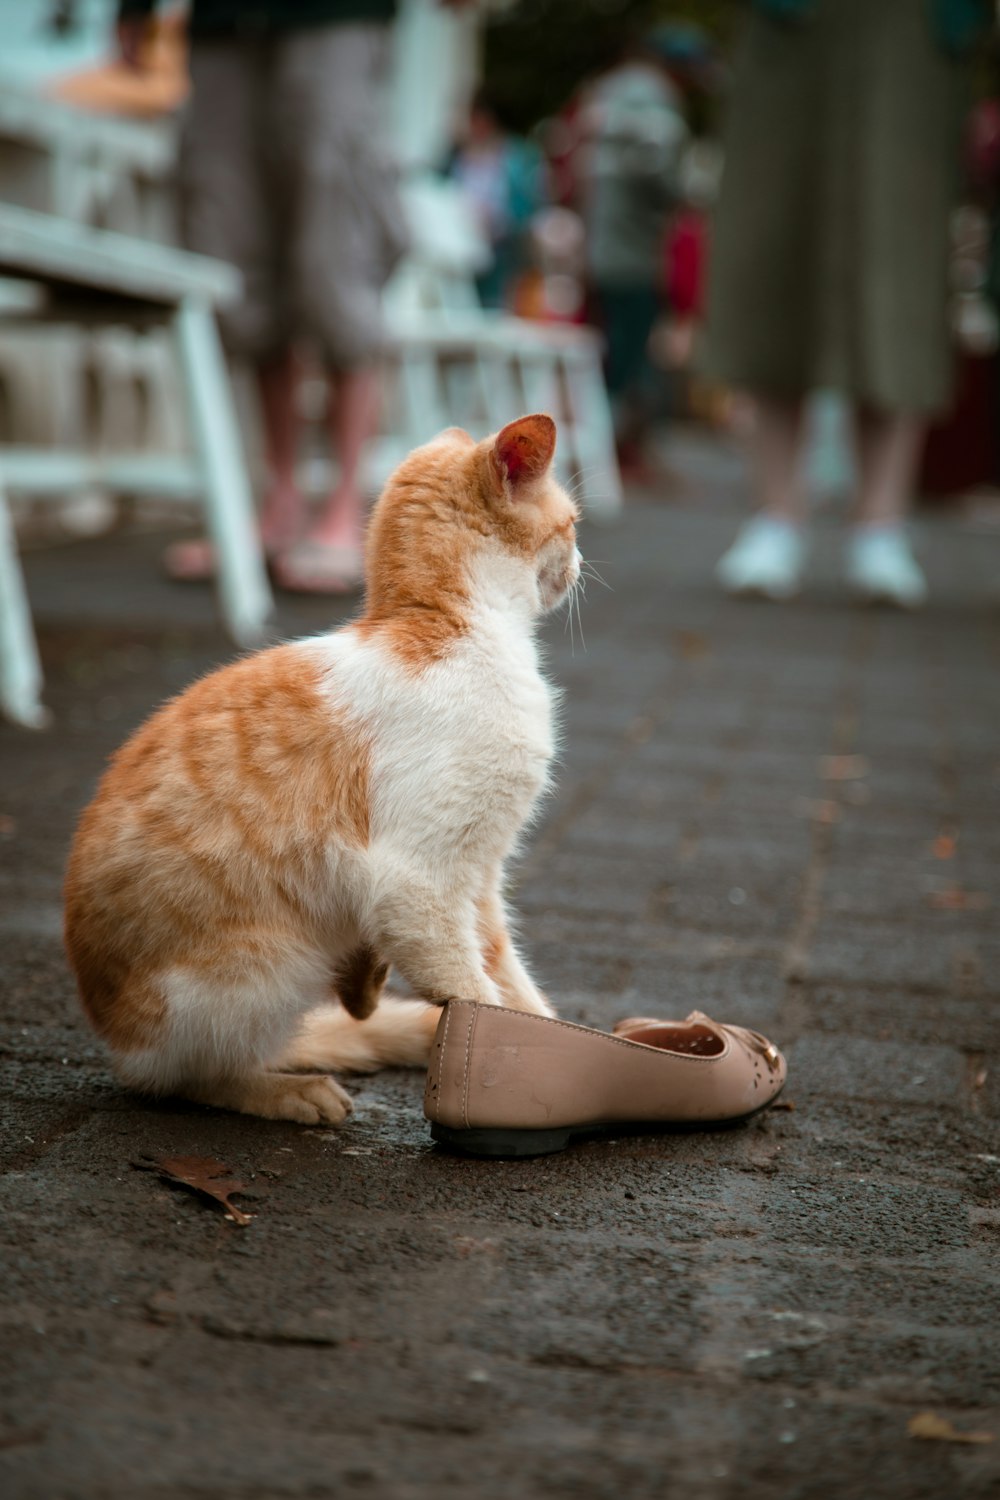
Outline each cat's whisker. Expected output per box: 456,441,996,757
561,577,583,655
574,584,587,652
561,575,586,655
563,466,613,504
566,462,607,484
563,599,574,650
580,561,612,591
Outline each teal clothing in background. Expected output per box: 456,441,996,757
450,137,545,307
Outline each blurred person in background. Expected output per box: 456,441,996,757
448,87,546,309
578,23,709,481
510,205,589,325
706,0,992,608
651,139,721,416
117,0,410,593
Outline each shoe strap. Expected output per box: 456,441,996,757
686,1010,782,1070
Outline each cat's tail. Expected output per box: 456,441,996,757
273,997,441,1075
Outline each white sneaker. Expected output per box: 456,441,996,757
715,516,805,600
846,526,927,608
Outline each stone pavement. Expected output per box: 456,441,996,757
2,429,999,1500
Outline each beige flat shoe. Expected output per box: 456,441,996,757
424,1001,786,1157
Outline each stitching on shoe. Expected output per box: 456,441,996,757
443,1000,749,1066
462,1004,479,1130
429,1002,452,1122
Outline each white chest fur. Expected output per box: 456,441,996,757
302,613,557,863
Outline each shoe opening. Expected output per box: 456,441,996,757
626,1023,726,1057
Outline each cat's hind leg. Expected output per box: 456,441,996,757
111,942,354,1124
274,996,441,1074
276,940,440,1072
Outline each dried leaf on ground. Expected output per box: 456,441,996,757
626,715,655,745
820,754,870,781
673,629,710,662
769,1099,796,1112
133,1154,255,1225
453,1236,499,1258
908,1412,994,1444
795,795,841,825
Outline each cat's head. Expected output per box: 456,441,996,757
365,414,581,623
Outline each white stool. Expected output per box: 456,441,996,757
0,203,271,728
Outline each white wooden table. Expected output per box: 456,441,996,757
0,202,271,728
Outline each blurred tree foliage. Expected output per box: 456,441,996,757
480,0,739,135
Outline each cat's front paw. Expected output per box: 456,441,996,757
267,1074,354,1126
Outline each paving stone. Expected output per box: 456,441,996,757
786,1035,968,1107
805,920,973,990
797,983,1000,1051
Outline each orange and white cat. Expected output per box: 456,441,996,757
64,414,579,1125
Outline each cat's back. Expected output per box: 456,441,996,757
65,636,370,901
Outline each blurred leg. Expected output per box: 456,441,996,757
167,38,295,580
180,39,287,366
854,406,923,525
256,350,306,551
847,406,927,605
752,394,807,521
307,366,379,550
268,24,397,589
716,393,807,599
598,283,660,466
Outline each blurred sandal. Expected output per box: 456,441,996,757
424,1001,787,1158
163,536,286,583
272,539,365,595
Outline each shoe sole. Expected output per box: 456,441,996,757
429,1089,785,1159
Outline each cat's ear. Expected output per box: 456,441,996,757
491,414,557,493
441,425,476,447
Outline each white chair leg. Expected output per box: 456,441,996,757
173,297,272,645
0,479,49,728
480,348,522,431
520,349,559,418
519,348,575,486
397,346,448,446
561,348,623,521
442,355,481,434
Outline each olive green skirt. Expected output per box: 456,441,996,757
700,0,967,413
